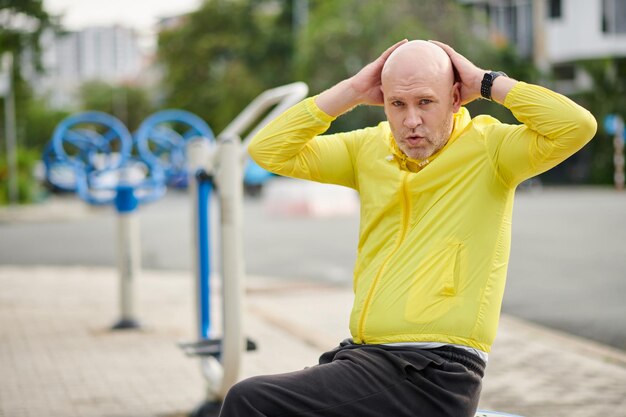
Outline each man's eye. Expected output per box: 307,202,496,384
392,101,404,107
420,99,432,105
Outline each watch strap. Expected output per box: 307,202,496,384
480,71,507,100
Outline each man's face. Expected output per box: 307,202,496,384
383,76,460,161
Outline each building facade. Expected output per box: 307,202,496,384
459,0,626,91
27,25,145,109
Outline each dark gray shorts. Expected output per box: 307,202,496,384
219,340,485,417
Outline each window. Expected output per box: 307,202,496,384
603,0,626,33
548,0,562,19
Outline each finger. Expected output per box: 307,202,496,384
379,39,408,61
428,40,456,58
429,40,461,82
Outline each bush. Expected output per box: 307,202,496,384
0,147,45,205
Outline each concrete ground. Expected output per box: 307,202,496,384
1,266,625,417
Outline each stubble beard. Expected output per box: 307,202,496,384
397,115,453,161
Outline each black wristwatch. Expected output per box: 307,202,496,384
480,71,507,101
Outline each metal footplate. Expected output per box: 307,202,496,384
179,338,257,358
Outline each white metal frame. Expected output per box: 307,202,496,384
189,82,309,402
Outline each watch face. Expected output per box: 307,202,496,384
481,73,493,99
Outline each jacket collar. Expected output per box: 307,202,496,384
387,107,472,173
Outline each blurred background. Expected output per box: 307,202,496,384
1,0,625,347
1,0,625,201
1,2,626,416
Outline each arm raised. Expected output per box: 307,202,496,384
429,40,517,105
315,39,407,117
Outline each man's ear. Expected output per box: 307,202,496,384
452,82,462,112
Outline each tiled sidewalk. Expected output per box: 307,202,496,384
1,266,625,417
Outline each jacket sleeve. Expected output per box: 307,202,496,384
247,97,359,189
484,82,597,187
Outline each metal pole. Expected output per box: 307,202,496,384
187,138,217,341
183,84,309,414
112,184,141,329
216,137,245,399
185,137,226,414
196,169,213,339
614,121,625,191
3,53,19,205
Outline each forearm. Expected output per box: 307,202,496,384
315,40,407,116
490,82,597,186
491,75,518,105
503,82,597,144
314,79,364,117
247,97,340,182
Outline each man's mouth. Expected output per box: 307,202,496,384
405,135,427,146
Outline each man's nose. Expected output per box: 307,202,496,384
403,108,422,129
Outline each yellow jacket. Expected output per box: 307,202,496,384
248,82,597,352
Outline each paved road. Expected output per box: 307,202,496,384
1,181,625,351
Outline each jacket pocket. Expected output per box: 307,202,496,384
404,240,463,323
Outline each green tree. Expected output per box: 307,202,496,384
0,0,55,67
1,0,57,204
1,0,57,142
78,81,155,132
297,0,538,132
158,0,296,134
158,0,537,136
22,97,69,150
0,147,44,204
572,58,626,184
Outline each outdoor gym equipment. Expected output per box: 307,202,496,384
135,109,216,188
176,82,308,416
50,111,166,329
42,128,110,192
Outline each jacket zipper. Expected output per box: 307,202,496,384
357,172,411,342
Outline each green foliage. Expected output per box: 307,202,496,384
298,0,477,89
0,0,55,68
1,0,59,174
156,0,612,184
21,97,70,150
571,57,626,184
1,0,56,116
157,0,539,135
0,147,44,205
78,81,155,132
297,0,538,132
158,0,295,133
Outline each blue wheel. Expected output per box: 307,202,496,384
135,109,215,188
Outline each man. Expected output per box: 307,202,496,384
219,40,597,417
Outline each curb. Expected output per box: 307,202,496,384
0,196,104,224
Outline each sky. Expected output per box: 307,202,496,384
43,0,202,36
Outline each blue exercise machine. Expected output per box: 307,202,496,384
176,82,309,416
49,111,166,329
135,109,216,189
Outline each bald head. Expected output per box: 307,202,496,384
381,40,455,91
380,40,461,162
